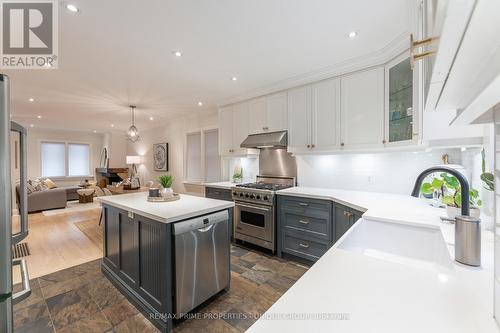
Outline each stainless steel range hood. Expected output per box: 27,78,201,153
240,131,287,149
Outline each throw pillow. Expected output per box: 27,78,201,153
44,178,57,189
32,179,45,192
26,181,35,194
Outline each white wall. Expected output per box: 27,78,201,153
295,148,463,194
127,111,218,196
26,127,105,186
103,130,128,168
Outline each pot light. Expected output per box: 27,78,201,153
110,124,114,128
28,98,34,102
37,115,42,119
173,51,182,57
197,101,203,106
93,130,97,133
149,116,154,121
231,76,238,81
66,4,79,13
29,124,34,128
348,31,358,39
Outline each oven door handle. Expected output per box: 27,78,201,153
236,202,273,212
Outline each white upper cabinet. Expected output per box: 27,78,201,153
248,92,288,134
218,103,254,156
219,105,234,155
311,78,340,151
287,85,311,152
266,92,288,132
341,67,385,149
384,54,418,146
248,97,267,134
233,102,250,155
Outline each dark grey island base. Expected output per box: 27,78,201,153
100,204,232,332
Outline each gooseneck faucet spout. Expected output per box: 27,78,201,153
411,166,470,216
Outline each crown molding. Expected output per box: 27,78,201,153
217,32,411,107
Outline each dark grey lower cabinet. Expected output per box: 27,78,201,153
277,195,363,263
205,186,234,240
101,205,172,332
334,203,363,241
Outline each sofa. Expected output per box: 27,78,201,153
16,184,82,213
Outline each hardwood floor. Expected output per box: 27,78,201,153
12,207,103,284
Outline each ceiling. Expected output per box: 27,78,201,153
5,0,411,132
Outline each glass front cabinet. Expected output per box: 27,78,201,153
384,53,418,146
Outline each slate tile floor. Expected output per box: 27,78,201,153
14,245,309,333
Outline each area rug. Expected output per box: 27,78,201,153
74,219,103,248
42,200,101,216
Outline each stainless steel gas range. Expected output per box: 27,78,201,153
232,175,295,252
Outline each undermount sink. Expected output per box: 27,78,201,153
336,219,453,270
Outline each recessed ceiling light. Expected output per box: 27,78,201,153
173,51,182,57
93,130,97,133
29,124,34,128
197,101,203,106
110,124,114,128
149,116,154,121
66,4,79,13
37,115,42,119
348,31,358,39
28,98,34,102
231,76,237,81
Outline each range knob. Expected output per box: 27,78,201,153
239,193,244,197
256,195,261,200
232,191,237,196
263,195,269,201
249,194,255,199
245,193,250,198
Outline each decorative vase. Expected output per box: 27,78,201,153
161,187,173,198
446,206,480,219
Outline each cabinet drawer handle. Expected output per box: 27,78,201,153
298,203,309,207
340,142,345,147
299,243,310,248
263,126,269,130
299,220,310,225
307,144,311,148
382,139,387,144
311,144,315,148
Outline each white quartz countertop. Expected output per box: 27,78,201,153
97,192,234,224
248,187,498,333
203,181,238,190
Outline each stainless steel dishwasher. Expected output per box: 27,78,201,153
173,210,230,315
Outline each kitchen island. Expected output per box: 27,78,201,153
97,192,234,332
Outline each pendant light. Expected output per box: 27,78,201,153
126,105,140,142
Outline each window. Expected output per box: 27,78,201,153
204,129,221,182
186,132,202,182
41,141,91,178
68,143,90,176
185,129,220,182
41,142,65,177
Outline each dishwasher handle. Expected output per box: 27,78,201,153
173,210,229,235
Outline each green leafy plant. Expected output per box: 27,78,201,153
420,173,482,208
232,169,243,182
158,174,173,188
480,148,494,191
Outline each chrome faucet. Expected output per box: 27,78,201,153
411,166,470,216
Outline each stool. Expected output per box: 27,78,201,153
77,189,95,203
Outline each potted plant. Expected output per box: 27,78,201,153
232,166,243,183
420,173,482,219
158,174,174,197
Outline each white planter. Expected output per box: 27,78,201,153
446,206,481,219
161,187,173,198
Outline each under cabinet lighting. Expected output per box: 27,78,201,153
231,76,237,81
173,51,182,57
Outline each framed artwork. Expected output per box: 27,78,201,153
153,143,169,171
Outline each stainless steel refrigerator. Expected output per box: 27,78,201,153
0,74,31,333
